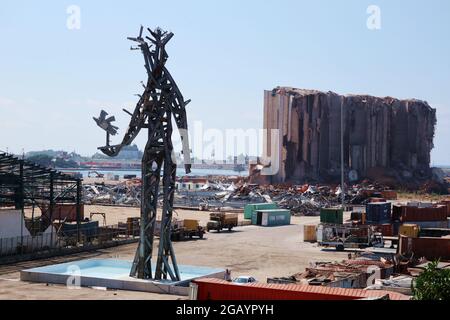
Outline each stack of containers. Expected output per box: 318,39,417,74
366,202,392,236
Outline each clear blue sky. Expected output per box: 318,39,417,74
0,0,449,165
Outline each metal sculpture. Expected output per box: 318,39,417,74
94,26,191,281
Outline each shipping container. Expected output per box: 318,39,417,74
320,208,344,224
399,205,447,222
257,209,291,227
366,203,391,224
399,235,450,260
191,278,409,300
419,228,450,238
244,203,278,219
403,220,448,229
399,224,419,238
440,200,450,217
303,225,317,242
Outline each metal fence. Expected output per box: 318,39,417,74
0,224,139,258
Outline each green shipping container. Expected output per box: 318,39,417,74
320,208,344,224
244,203,278,219
257,209,291,227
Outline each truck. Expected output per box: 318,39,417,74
317,224,385,251
171,219,205,241
155,219,206,241
207,212,238,232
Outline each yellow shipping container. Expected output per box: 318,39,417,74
304,225,317,242
399,224,420,238
183,219,199,231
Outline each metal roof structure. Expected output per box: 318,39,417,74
0,152,82,237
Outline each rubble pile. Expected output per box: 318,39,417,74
268,252,396,289
83,179,142,206
81,176,406,215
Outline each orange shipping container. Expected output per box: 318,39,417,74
192,278,409,300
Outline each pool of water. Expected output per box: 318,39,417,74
24,259,224,283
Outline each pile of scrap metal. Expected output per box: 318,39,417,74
212,181,400,215
83,179,142,206
268,254,395,290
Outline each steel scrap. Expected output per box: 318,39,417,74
83,179,142,206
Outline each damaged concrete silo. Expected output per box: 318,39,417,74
262,87,436,184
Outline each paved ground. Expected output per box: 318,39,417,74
0,209,350,300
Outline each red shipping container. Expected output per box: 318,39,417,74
400,205,447,222
192,278,409,300
399,235,450,260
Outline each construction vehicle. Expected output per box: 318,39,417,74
207,212,238,232
317,224,385,251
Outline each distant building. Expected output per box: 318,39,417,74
176,178,208,191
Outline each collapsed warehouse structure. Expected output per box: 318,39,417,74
262,87,436,184
0,152,83,256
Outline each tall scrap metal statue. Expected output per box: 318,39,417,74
93,26,191,281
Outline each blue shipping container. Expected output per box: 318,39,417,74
366,203,392,224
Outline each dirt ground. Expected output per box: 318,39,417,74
0,208,350,300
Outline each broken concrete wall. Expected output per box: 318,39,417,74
263,87,436,183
